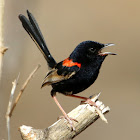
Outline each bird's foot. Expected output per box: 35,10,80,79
59,115,78,131
81,99,100,110
81,98,107,121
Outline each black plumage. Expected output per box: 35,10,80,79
19,10,116,130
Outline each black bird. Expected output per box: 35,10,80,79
19,10,116,130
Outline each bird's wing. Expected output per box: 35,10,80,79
41,58,81,87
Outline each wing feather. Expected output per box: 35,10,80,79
41,62,80,87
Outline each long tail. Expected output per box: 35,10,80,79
19,10,57,69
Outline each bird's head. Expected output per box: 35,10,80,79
70,41,116,63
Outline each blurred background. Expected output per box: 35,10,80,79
0,0,140,139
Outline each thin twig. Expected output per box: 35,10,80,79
6,74,20,140
6,64,41,140
9,64,41,117
0,0,5,47
0,0,8,80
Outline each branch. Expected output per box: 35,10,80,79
0,0,8,80
6,74,20,140
6,64,41,140
9,64,41,117
19,93,110,140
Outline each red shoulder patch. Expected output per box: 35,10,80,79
63,58,81,68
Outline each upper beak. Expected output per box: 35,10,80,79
99,43,117,56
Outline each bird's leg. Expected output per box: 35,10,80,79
51,90,77,131
67,94,98,107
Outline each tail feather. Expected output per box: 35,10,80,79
19,10,57,68
27,10,46,50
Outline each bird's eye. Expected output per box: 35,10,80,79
89,48,96,53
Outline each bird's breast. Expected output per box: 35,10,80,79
52,65,100,94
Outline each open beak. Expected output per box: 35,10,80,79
99,43,117,56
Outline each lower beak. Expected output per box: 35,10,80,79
99,52,117,56
99,43,117,56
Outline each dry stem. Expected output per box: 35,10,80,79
9,64,41,117
6,64,41,140
19,93,110,140
0,0,8,80
6,74,20,140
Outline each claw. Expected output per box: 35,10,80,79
59,115,78,131
81,99,101,110
81,98,107,123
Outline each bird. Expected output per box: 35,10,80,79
19,10,116,130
